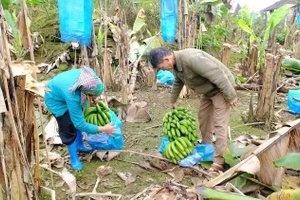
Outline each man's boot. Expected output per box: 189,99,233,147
76,130,93,152
67,141,83,170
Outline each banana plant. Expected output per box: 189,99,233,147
3,0,46,9
4,10,24,58
128,8,161,63
238,4,293,68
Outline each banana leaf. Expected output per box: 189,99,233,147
259,4,293,68
200,0,222,6
194,186,259,200
2,0,10,10
237,19,257,44
132,9,146,34
282,57,300,72
273,153,300,171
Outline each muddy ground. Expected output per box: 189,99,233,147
40,85,298,199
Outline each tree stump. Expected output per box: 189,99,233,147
247,41,258,76
221,43,231,67
255,53,282,130
294,32,300,60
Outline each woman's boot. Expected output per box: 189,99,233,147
67,141,83,170
76,130,93,152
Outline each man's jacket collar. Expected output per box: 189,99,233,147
173,51,183,72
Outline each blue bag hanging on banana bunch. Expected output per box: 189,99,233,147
58,0,93,46
160,0,178,43
84,110,124,150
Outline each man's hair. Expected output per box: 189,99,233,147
149,47,172,68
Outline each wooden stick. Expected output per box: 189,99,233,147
191,166,215,178
41,186,56,200
99,149,171,162
75,192,122,199
169,181,189,189
39,165,61,176
37,97,54,187
116,158,155,172
143,124,162,131
105,150,215,177
33,112,41,192
231,122,265,129
130,187,149,200
91,177,101,194
292,97,300,102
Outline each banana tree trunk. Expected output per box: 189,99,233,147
247,41,258,76
0,4,37,199
294,32,300,60
255,52,282,130
102,0,114,89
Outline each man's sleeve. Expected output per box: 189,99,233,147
188,54,236,102
170,75,184,103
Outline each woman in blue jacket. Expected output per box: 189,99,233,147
45,66,115,170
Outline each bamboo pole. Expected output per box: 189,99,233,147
37,99,54,188
178,0,182,49
183,0,188,48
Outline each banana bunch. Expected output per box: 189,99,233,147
162,107,198,143
84,101,111,126
164,137,194,164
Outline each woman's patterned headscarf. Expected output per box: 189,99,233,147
69,66,104,107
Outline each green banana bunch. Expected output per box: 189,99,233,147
162,107,198,143
84,101,111,126
163,137,195,164
162,107,199,163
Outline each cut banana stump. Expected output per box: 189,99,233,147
162,107,199,164
84,101,111,128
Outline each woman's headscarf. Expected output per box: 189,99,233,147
69,66,104,107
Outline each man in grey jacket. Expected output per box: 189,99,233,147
149,47,238,172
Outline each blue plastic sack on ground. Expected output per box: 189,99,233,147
85,110,124,150
287,90,300,114
158,137,170,154
58,0,93,46
159,137,215,167
179,144,214,167
157,70,175,85
160,0,178,43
